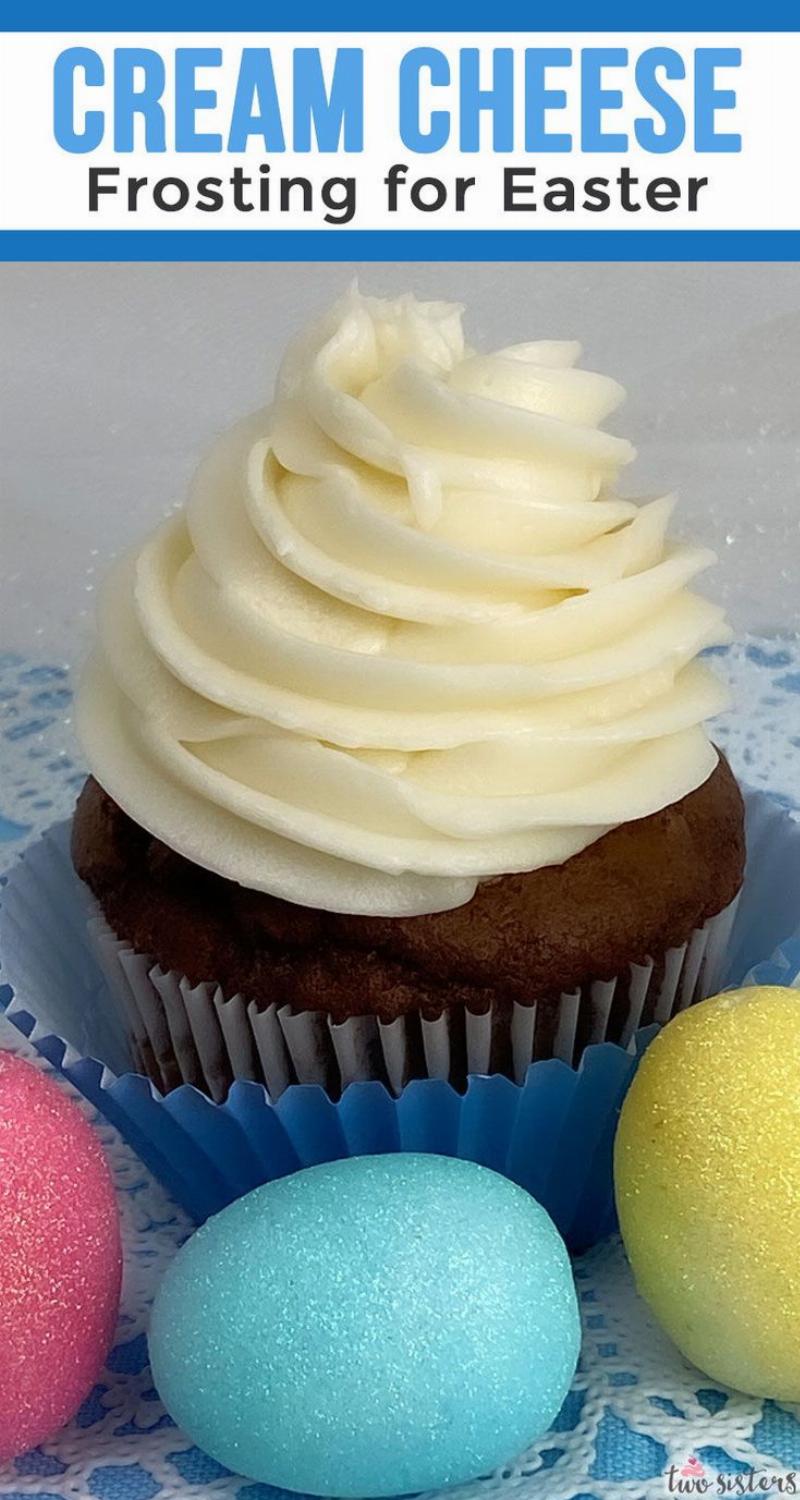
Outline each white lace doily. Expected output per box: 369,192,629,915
2,639,800,1500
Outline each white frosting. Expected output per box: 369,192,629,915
77,290,731,916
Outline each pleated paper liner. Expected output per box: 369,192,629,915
84,896,738,1105
1,786,796,1247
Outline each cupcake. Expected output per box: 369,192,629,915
70,289,746,1100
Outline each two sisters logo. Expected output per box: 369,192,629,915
665,1455,800,1494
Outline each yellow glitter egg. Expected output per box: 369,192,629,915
614,986,800,1398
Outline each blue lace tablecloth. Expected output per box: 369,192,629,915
2,639,800,1500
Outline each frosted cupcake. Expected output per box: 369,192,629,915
71,290,745,1099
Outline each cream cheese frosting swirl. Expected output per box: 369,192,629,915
77,289,731,916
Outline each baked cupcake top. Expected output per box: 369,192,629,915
76,288,730,916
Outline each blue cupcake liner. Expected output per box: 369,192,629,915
743,939,800,988
0,785,796,1250
2,1014,643,1250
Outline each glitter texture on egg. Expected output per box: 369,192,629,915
615,986,800,1400
0,1051,122,1461
149,1153,580,1498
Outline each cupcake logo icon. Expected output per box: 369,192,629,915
665,1454,711,1493
680,1457,705,1479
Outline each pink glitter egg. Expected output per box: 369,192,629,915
0,1051,122,1461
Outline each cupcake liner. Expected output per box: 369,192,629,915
741,934,800,989
0,786,793,1248
83,894,738,1104
2,1002,643,1251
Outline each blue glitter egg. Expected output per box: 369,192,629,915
149,1154,580,1497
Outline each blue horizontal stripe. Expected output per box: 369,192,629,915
4,2,794,28
1,229,797,260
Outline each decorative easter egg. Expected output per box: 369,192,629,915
0,1051,122,1460
615,986,800,1399
149,1153,580,1497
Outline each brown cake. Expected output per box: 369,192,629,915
72,755,745,1088
70,290,748,1097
